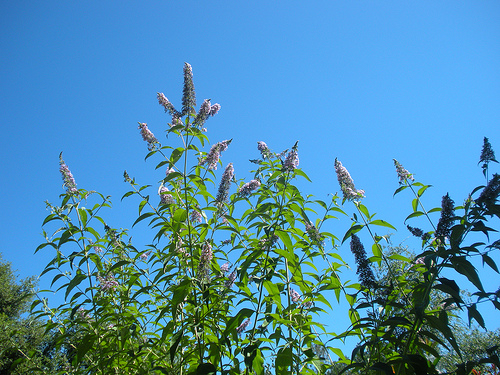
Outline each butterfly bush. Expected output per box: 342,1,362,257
33,63,500,375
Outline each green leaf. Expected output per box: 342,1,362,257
412,198,419,212
482,253,499,273
169,329,183,363
425,310,461,356
417,184,432,197
173,208,188,224
65,272,87,300
276,230,293,250
451,256,484,291
372,243,382,260
275,346,293,375
467,304,486,329
58,229,75,247
434,278,463,305
76,333,95,365
393,185,408,196
368,219,396,230
428,207,441,213
342,224,364,244
196,363,217,375
387,253,411,262
78,208,88,227
109,260,130,272
132,212,155,227
42,214,59,226
224,308,254,337
295,169,311,182
138,197,149,215
405,211,424,222
369,362,395,375
169,147,184,167
252,349,264,375
358,204,370,219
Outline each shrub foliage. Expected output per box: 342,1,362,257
28,64,500,374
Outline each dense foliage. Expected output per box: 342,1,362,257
21,64,500,374
0,254,77,373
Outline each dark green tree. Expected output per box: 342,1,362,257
0,253,44,373
0,253,73,374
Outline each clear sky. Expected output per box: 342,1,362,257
1,0,499,351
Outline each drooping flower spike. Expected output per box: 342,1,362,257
157,92,180,117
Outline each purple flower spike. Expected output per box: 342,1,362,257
334,158,365,201
220,262,230,273
159,186,175,205
181,62,196,115
216,163,235,204
59,153,78,194
210,103,221,116
199,140,232,170
393,159,414,184
237,318,251,334
350,234,376,289
283,149,299,171
225,270,237,289
238,180,261,197
190,208,203,223
157,92,179,117
138,122,158,151
290,289,301,303
97,274,119,293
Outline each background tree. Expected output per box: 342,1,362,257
0,253,74,374
0,253,44,373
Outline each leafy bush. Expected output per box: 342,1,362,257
29,64,500,374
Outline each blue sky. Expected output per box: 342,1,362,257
1,0,500,352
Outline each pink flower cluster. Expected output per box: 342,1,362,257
283,149,299,171
199,140,231,170
305,221,323,245
138,122,158,151
200,242,213,264
237,318,251,334
290,289,301,303
159,186,175,205
216,163,234,203
334,159,365,201
257,141,272,159
59,159,78,194
225,270,236,289
209,103,221,116
393,159,414,184
157,92,179,116
238,179,261,197
140,251,151,261
220,262,230,273
190,208,203,223
97,274,119,292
